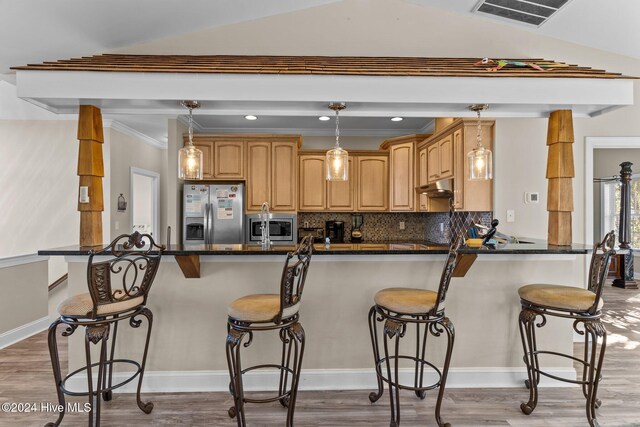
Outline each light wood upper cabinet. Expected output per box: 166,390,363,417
327,157,356,211
426,135,453,183
419,147,428,187
246,142,271,211
192,141,214,179
427,143,439,182
452,129,464,210
357,156,388,211
388,142,415,211
214,140,244,179
271,141,297,211
438,135,453,179
299,155,326,211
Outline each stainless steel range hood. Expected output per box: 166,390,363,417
417,178,453,198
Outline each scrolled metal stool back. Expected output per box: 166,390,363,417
276,235,314,323
587,230,616,315
431,234,464,316
87,231,165,319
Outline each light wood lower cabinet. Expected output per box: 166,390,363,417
357,156,388,211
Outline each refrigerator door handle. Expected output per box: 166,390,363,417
204,203,210,245
209,202,215,243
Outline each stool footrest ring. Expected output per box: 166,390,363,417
229,363,295,404
60,359,141,397
375,355,443,392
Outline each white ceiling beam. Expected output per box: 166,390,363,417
15,71,633,118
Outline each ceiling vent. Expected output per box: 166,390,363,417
474,0,572,27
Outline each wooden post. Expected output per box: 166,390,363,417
546,110,574,246
77,105,104,247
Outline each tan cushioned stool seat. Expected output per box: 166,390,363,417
58,293,145,318
518,284,603,312
228,294,300,323
374,287,438,314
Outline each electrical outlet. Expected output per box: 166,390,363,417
399,221,406,230
506,210,515,223
115,221,120,230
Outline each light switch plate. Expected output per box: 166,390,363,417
79,186,90,203
506,209,515,223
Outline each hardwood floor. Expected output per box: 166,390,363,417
1,285,639,426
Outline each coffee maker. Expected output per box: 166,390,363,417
325,220,345,243
351,214,363,243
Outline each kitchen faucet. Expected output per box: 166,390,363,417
260,202,271,249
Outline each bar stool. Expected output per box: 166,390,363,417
517,231,616,427
368,236,463,427
45,232,164,427
225,236,314,427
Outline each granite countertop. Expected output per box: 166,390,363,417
38,238,590,256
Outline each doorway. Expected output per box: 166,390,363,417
130,167,160,239
585,137,640,246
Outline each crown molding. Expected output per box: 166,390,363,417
103,119,167,149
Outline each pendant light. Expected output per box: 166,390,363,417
467,104,492,180
178,100,203,180
326,102,348,181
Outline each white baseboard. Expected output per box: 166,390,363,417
66,367,576,394
0,316,50,349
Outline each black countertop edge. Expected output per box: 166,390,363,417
38,238,591,256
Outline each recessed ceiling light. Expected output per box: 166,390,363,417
391,117,404,122
244,115,258,121
318,116,330,121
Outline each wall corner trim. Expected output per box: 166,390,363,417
0,316,50,350
0,253,48,269
104,119,167,150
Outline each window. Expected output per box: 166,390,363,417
602,175,640,248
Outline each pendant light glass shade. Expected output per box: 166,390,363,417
326,146,349,180
178,144,203,180
467,104,493,181
467,145,492,180
326,102,348,181
178,100,203,180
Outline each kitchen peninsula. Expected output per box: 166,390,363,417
41,239,589,392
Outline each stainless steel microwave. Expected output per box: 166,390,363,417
246,214,298,245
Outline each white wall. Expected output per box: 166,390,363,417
0,119,79,281
108,128,164,241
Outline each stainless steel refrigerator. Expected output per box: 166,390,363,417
183,183,244,245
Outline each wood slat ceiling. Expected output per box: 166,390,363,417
11,54,631,79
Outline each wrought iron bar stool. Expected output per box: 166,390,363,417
45,232,164,427
517,231,616,427
368,236,463,427
225,236,314,427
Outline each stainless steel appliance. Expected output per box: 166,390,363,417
325,220,345,243
246,213,297,245
418,178,454,198
183,184,244,245
351,214,363,243
298,227,325,243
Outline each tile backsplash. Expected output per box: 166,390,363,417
298,211,493,244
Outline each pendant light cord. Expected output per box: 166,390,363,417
188,106,194,147
476,109,482,149
335,108,340,148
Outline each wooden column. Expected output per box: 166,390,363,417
546,110,574,246
77,105,105,246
